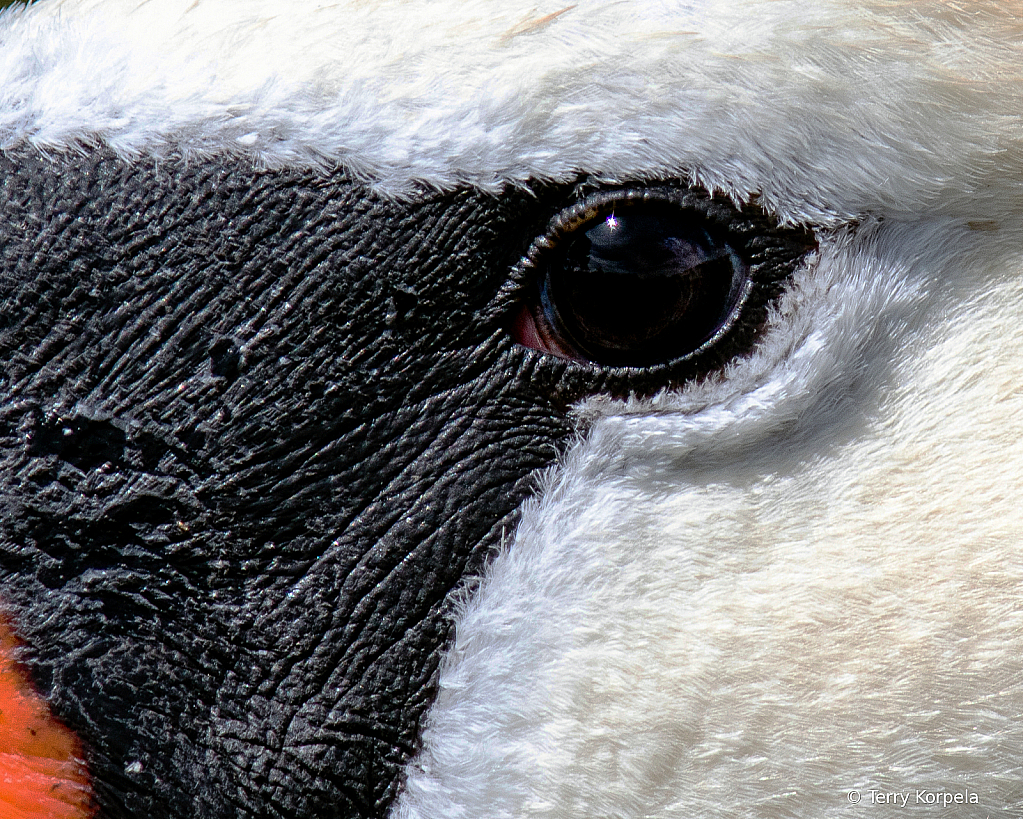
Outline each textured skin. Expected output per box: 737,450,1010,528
0,151,812,818
0,152,578,819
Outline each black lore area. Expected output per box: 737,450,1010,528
0,151,577,819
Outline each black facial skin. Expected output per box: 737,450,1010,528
0,152,580,819
0,152,813,819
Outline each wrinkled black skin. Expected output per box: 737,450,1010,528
0,151,815,819
0,152,581,819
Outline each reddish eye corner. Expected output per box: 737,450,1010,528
509,303,543,351
508,302,587,362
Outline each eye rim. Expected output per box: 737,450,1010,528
520,189,754,367
493,182,818,397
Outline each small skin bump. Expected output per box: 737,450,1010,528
0,616,94,819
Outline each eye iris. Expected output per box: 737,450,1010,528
541,202,746,366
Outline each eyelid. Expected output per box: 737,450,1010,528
509,189,753,367
497,183,818,398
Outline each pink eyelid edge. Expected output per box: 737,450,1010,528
508,303,587,363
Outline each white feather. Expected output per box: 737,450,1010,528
394,219,1023,817
2,0,1023,223
3,1,1022,816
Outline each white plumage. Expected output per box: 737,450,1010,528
2,1,1021,816
396,219,1023,817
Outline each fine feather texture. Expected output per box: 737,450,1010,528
393,219,1023,817
2,1,1023,223
2,1,1022,817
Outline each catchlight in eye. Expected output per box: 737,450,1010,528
510,191,751,368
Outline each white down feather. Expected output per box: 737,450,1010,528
394,219,1023,818
1,0,1021,817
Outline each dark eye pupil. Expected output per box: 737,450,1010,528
540,202,746,366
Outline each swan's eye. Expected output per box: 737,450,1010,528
512,194,749,366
